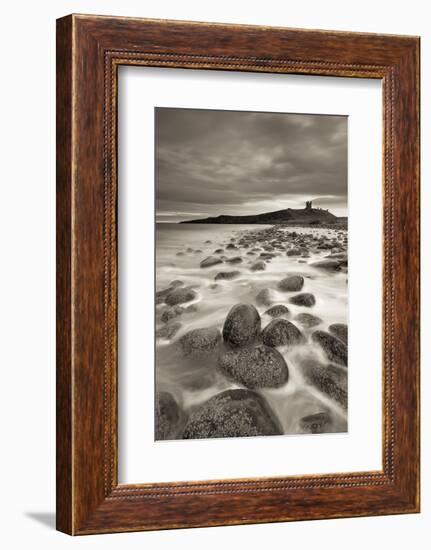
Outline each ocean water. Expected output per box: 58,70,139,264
155,223,348,437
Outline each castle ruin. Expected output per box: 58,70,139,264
305,200,312,210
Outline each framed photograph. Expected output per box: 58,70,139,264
56,14,420,534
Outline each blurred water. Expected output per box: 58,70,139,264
156,223,348,436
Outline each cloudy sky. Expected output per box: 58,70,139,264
155,108,347,223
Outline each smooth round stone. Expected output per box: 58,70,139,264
182,389,283,439
222,304,261,348
218,344,289,389
262,319,306,347
294,312,323,328
155,392,182,440
310,259,342,271
255,288,275,307
311,330,348,366
278,275,304,292
161,305,184,323
250,260,266,272
165,287,197,306
329,323,348,344
156,322,182,340
289,293,316,307
177,327,221,357
286,248,301,256
299,412,333,434
200,256,223,268
226,256,243,264
214,270,241,281
265,304,290,318
300,359,347,409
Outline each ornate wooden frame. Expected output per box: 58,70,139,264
56,14,420,534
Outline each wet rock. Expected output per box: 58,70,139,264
156,287,172,305
156,322,182,340
214,248,224,254
182,389,283,439
250,260,266,272
178,327,221,357
169,280,184,288
214,270,241,281
299,412,333,434
226,243,238,250
226,256,243,264
200,256,223,268
223,304,261,348
329,323,348,344
300,359,347,409
289,293,316,307
155,392,182,440
294,312,323,328
278,275,304,292
161,305,184,323
310,259,342,271
259,252,276,260
165,287,197,306
262,319,306,347
311,330,348,366
176,251,185,257
286,248,301,256
185,304,198,313
255,288,275,307
218,344,289,388
265,304,290,318
209,283,220,290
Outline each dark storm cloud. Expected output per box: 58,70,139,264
155,108,347,222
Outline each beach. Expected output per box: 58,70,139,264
155,223,348,440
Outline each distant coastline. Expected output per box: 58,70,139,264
178,201,347,227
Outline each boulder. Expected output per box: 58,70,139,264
161,305,184,323
218,344,289,389
294,312,323,328
286,248,301,256
214,270,241,281
155,392,182,440
223,304,261,348
255,288,275,307
300,359,347,409
182,389,283,439
329,323,348,344
265,304,290,318
226,256,243,264
169,280,184,288
299,412,333,434
250,260,266,272
262,319,306,347
310,259,342,271
156,322,182,340
277,275,304,292
311,330,348,366
177,327,221,357
200,256,223,268
289,293,316,307
165,287,197,306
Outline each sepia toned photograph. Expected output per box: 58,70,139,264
155,107,348,441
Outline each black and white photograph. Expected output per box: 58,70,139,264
155,107,348,441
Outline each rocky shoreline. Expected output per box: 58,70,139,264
155,224,348,440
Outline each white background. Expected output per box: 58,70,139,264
119,67,382,483
0,1,428,548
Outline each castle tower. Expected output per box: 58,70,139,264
305,200,312,210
